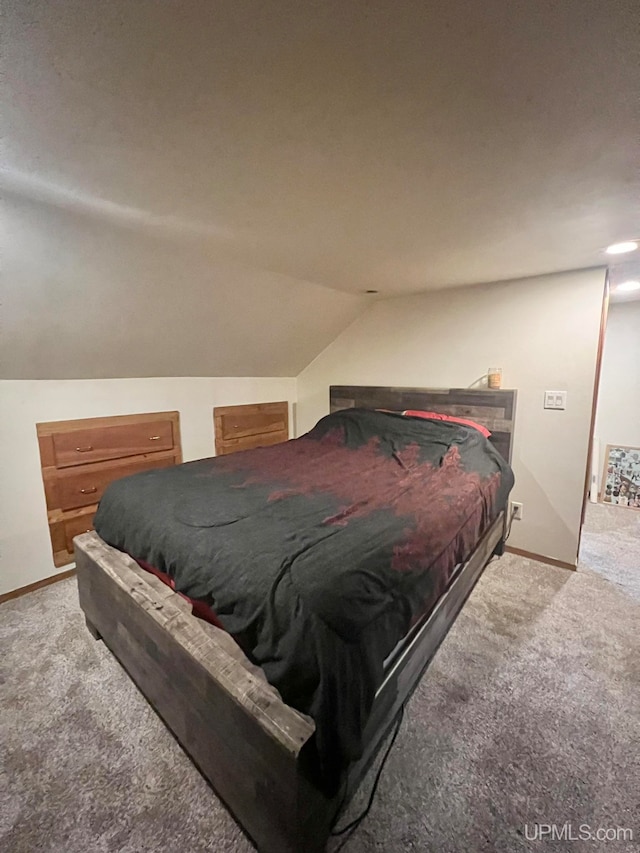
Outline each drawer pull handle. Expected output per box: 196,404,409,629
75,445,93,452
149,435,161,440
80,487,97,494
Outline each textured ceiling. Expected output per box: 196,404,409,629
3,0,639,298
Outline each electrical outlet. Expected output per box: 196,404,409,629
511,501,523,521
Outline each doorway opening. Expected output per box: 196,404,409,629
579,265,640,597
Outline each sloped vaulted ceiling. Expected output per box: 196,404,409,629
1,0,639,378
1,190,366,378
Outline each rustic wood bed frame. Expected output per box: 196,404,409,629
75,386,516,853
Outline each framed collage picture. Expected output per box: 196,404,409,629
600,445,640,509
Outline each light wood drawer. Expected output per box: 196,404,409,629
218,409,287,442
52,419,174,468
214,402,289,456
64,510,96,554
217,432,289,456
56,455,176,511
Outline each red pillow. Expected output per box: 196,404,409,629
402,410,491,438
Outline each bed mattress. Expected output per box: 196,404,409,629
94,407,514,793
132,553,465,671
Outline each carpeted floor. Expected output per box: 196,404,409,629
1,526,639,852
579,502,640,600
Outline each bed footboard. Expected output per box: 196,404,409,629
75,532,331,853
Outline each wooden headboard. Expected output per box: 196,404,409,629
329,386,517,463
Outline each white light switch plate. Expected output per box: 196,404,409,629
544,390,567,410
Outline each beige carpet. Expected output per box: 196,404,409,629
1,536,638,852
579,501,640,600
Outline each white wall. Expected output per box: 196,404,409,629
0,270,609,595
297,269,606,567
594,300,640,488
0,377,295,596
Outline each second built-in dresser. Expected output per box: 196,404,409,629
213,401,289,456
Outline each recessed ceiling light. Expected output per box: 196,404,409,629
606,241,638,255
615,280,640,292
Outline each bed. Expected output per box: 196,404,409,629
75,385,516,852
